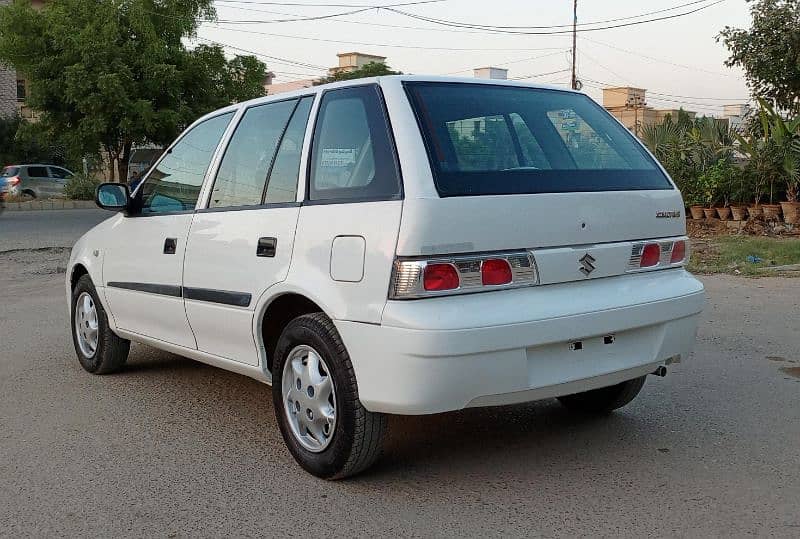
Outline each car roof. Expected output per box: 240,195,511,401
192,75,581,125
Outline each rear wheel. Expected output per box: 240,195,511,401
71,274,130,374
21,190,35,200
272,312,387,479
557,376,646,414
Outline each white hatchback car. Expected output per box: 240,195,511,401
68,76,704,479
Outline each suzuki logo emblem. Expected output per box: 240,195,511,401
579,253,596,276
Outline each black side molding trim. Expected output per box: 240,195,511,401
107,282,183,297
183,287,252,307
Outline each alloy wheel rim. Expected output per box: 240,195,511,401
74,292,99,358
281,345,337,453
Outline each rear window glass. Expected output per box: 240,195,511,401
27,166,49,178
1,167,18,177
404,82,671,196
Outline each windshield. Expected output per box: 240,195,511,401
404,82,672,197
1,167,19,177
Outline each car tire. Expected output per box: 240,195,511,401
71,274,130,374
21,190,36,200
557,376,646,414
272,312,387,480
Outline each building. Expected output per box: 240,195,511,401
722,103,750,131
265,51,390,95
602,86,698,136
0,0,45,119
328,52,386,76
473,67,508,80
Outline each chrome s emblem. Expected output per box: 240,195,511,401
579,253,596,276
656,210,681,219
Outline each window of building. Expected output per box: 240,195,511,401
16,80,26,101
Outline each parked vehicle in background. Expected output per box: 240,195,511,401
67,76,704,480
1,164,74,199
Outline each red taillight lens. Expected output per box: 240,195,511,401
640,243,661,267
481,258,512,285
423,263,459,291
670,240,686,264
7,176,20,186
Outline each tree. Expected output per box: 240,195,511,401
316,61,401,85
718,0,800,113
0,0,267,181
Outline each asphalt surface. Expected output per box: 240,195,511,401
1,210,799,537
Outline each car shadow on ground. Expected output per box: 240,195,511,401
118,345,650,479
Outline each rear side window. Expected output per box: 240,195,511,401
309,85,401,202
1,167,18,177
138,112,233,214
265,96,313,204
210,100,297,208
405,82,671,196
27,166,49,178
48,167,71,179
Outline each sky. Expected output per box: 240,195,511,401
198,0,754,116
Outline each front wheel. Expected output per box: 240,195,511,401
557,376,646,414
272,313,387,479
71,274,130,374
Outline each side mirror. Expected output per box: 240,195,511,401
95,183,130,212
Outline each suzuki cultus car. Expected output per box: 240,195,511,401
67,76,704,479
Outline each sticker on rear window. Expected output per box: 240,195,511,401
320,148,357,168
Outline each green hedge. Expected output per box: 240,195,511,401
63,174,102,200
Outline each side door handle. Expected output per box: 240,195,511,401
256,237,277,257
163,238,177,255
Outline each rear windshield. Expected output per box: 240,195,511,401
1,167,19,177
404,82,672,196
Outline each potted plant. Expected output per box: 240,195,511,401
728,165,749,221
778,117,800,224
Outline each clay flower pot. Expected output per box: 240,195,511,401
730,206,747,221
762,204,782,221
779,201,800,224
702,208,717,219
689,205,704,220
716,207,731,220
748,205,764,219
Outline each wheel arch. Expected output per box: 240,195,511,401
256,290,330,377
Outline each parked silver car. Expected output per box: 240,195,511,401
0,164,74,199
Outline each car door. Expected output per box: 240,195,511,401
102,111,235,348
47,166,71,195
25,166,51,197
182,96,314,364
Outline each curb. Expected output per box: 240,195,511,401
1,200,96,211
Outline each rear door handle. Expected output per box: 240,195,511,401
164,238,177,255
256,237,277,257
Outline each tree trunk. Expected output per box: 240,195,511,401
117,140,132,184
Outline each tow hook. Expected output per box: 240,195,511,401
651,365,667,377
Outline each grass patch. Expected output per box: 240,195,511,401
689,236,800,275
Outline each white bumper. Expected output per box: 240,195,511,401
336,269,704,415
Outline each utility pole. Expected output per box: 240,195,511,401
571,0,578,90
625,93,647,138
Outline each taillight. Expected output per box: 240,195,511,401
670,240,686,264
640,243,661,267
481,258,512,285
423,263,459,291
391,251,538,299
628,237,689,272
7,176,20,186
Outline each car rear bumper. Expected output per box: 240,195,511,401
335,269,704,415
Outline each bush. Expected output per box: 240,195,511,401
63,173,101,200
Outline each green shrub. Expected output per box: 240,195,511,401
63,173,101,200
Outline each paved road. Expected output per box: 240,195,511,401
1,212,799,537
0,209,109,251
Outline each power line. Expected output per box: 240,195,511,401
382,0,727,36
578,35,736,77
510,68,572,81
439,50,569,75
215,0,444,7
207,24,568,51
194,36,328,70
